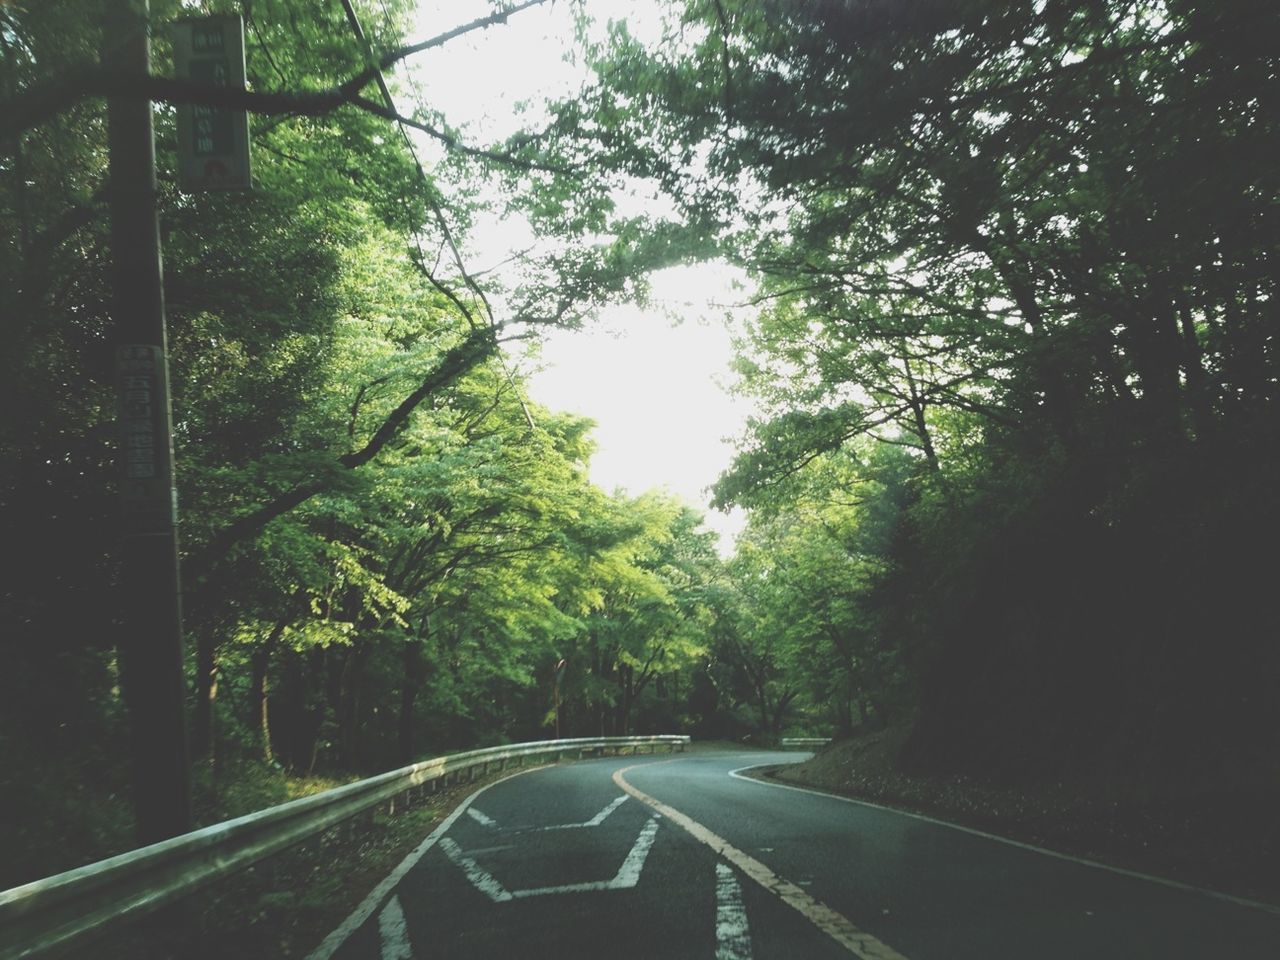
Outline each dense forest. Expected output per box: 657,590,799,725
2,0,1277,890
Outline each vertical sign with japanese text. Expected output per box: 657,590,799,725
171,15,251,191
116,345,177,532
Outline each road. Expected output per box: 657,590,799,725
310,750,1280,959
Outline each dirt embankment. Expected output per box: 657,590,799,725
770,726,1280,907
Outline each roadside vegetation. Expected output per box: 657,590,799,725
3,0,1275,904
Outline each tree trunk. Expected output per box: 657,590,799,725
616,664,633,736
336,642,372,768
982,235,1081,446
1127,301,1185,441
192,624,218,761
398,636,426,764
273,646,324,774
248,615,290,763
249,645,272,763
903,359,940,473
836,690,854,736
1176,299,1213,439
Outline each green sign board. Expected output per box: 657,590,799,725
171,15,251,191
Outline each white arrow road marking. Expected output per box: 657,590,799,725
538,794,630,830
378,895,412,960
307,767,542,960
440,816,662,901
469,795,628,832
715,863,753,960
439,837,513,902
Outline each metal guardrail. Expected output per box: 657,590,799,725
0,734,688,960
780,737,832,748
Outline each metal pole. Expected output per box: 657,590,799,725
105,0,192,845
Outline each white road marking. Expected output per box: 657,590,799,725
470,794,629,833
605,814,660,889
726,764,1280,918
441,816,662,901
715,863,753,960
305,767,542,960
440,837,513,902
538,794,629,830
378,895,412,960
585,794,629,825
464,843,516,856
615,762,911,960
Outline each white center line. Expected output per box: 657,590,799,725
716,862,753,960
378,895,413,960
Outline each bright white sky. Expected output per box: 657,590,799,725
405,0,753,551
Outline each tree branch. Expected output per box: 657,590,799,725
1,0,556,154
185,327,499,581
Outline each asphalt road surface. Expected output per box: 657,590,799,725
310,750,1280,959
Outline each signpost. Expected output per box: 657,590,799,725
107,0,190,845
102,8,252,845
171,15,251,192
117,344,176,532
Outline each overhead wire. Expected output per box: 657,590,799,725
335,0,536,430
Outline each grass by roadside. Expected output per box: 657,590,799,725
762,725,1280,909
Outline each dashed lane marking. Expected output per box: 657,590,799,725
377,895,412,960
715,863,753,960
467,807,497,827
614,762,912,960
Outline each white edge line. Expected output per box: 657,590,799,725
726,763,1280,917
306,766,544,960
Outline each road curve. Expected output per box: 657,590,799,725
311,750,1280,959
